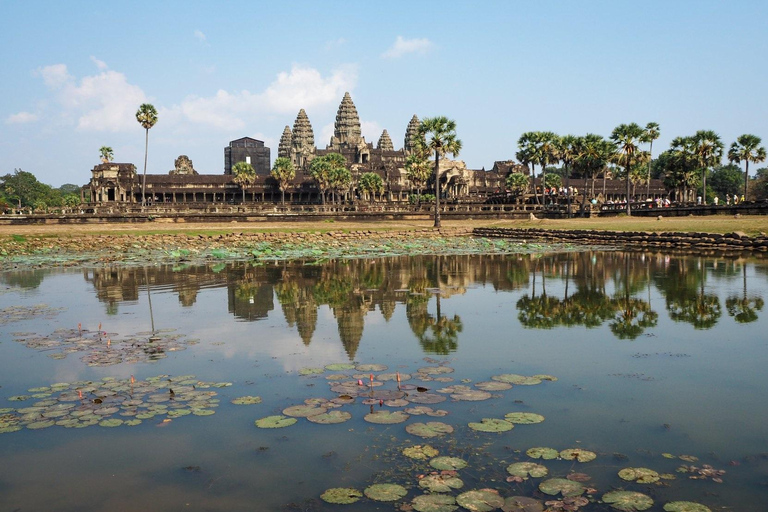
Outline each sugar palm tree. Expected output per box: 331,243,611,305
692,130,724,204
640,122,660,198
557,135,578,216
536,131,559,204
405,153,431,204
358,172,384,202
135,104,158,206
515,132,538,203
728,134,767,201
610,123,645,216
417,117,462,228
309,156,331,205
99,146,114,163
232,161,256,202
270,157,295,204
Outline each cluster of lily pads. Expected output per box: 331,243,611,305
0,304,63,325
11,327,197,366
0,374,228,433
319,443,714,511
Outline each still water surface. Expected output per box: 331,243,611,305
0,251,767,511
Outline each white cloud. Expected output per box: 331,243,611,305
38,63,72,88
90,56,108,70
5,111,39,124
324,38,346,51
381,36,434,59
194,30,207,43
319,122,335,148
361,120,383,144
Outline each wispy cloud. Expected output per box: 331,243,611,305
90,56,108,70
194,30,208,44
324,38,346,51
5,111,38,124
381,36,434,59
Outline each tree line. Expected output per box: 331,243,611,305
0,169,81,212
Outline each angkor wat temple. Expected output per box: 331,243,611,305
86,93,510,206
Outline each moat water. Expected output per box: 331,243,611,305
0,251,766,511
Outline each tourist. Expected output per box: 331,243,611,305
741,195,745,203
714,196,719,205
733,195,739,205
726,194,731,205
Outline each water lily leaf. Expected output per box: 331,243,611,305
559,448,597,462
602,490,654,511
566,472,591,482
379,373,411,382
418,366,454,375
475,381,512,391
430,456,467,470
325,374,348,381
618,467,660,484
26,420,55,430
407,393,447,404
406,421,454,438
192,409,214,416
531,374,558,381
456,489,505,511
468,418,514,432
0,425,23,434
420,474,464,492
320,487,363,504
678,455,699,462
364,483,408,501
283,405,327,418
412,493,458,512
538,478,585,497
450,390,492,401
255,415,297,428
306,410,352,424
403,444,439,460
125,419,142,426
364,410,409,424
384,398,409,407
506,462,548,479
99,418,124,427
298,367,325,376
663,502,712,512
504,412,545,424
325,363,355,371
502,496,544,512
526,447,559,460
662,453,676,459
231,396,262,405
356,364,388,372
491,374,541,385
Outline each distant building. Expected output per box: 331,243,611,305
224,137,270,175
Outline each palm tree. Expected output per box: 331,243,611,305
610,123,645,216
573,134,613,204
270,157,295,204
668,136,698,203
405,153,431,204
99,146,114,163
309,156,332,205
536,131,559,204
417,117,462,228
728,134,767,201
135,104,158,206
515,133,537,203
325,153,349,204
692,130,724,204
557,135,578,217
358,172,384,202
640,122,660,199
231,161,256,202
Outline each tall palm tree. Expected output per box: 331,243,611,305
405,153,431,205
610,123,645,216
232,161,256,202
728,134,767,201
669,136,698,203
271,157,295,204
418,117,462,228
692,130,724,204
640,122,660,198
516,132,538,203
99,146,114,163
135,103,158,206
537,131,559,204
557,135,578,217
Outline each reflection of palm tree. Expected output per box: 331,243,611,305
609,256,658,340
726,262,763,323
144,267,155,334
668,294,722,329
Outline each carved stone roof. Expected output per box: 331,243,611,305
278,125,292,159
291,109,314,152
377,130,394,151
333,92,362,146
404,115,420,153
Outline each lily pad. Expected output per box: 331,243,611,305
602,490,654,511
231,396,262,405
618,467,660,484
325,363,355,371
475,381,512,391
420,474,464,493
356,364,387,372
418,366,454,375
255,415,297,429
456,489,505,512
491,374,541,385
406,421,454,438
506,462,548,479
662,502,712,512
27,420,55,430
320,487,363,504
99,418,124,427
407,393,447,404
298,367,325,376
559,448,597,462
502,496,544,512
526,447,559,460
538,478,585,497
468,418,514,432
364,410,410,424
283,405,327,417
430,456,467,470
306,410,352,424
450,390,492,401
532,374,558,381
504,412,545,424
412,494,458,512
403,444,439,460
364,483,408,502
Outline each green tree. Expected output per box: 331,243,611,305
405,153,431,204
309,156,332,205
231,161,256,202
135,103,158,206
99,146,114,163
418,117,462,228
358,172,384,202
1,169,47,209
325,153,350,204
709,164,743,200
692,130,724,204
572,134,614,200
610,123,645,215
557,135,578,216
640,122,660,198
505,172,529,197
728,134,766,200
270,157,295,205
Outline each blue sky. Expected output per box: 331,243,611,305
1,0,766,187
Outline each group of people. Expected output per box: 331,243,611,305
712,194,745,206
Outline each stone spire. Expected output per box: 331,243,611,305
331,92,362,147
290,109,315,168
404,115,420,154
278,125,292,159
377,130,394,151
